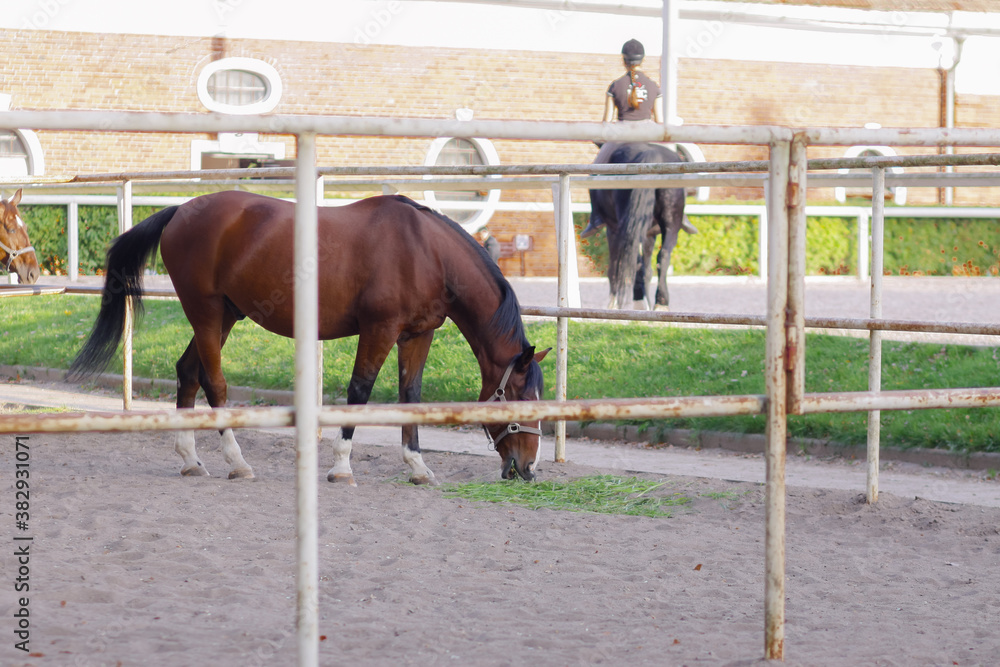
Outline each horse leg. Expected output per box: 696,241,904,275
397,331,437,486
605,223,624,309
654,240,670,310
654,189,684,310
326,328,396,486
655,218,681,311
211,309,254,479
174,338,209,477
635,237,656,310
175,305,254,479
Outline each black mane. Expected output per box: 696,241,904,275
391,196,542,392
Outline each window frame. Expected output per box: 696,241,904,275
673,142,710,202
196,57,283,115
835,145,907,206
423,136,501,232
0,128,44,176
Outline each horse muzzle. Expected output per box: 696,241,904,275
501,456,536,482
16,262,40,285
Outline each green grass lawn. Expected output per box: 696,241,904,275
3,294,1000,453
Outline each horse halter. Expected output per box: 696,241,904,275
482,357,543,450
0,237,34,273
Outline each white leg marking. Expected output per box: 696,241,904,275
528,422,542,476
326,435,356,485
221,428,254,479
403,447,438,486
174,430,209,476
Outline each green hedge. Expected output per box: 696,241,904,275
576,210,1000,277
672,214,760,276
21,205,167,276
885,217,1000,277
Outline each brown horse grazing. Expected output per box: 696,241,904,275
0,189,40,285
69,192,549,484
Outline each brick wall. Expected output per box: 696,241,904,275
2,28,998,276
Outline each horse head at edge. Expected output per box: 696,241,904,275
0,189,40,285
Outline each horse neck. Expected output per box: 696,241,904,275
445,275,523,397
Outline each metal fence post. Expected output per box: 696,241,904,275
294,133,320,667
764,139,790,662
316,174,325,439
857,210,870,280
117,181,133,411
67,201,79,282
757,205,768,279
786,137,807,414
867,167,886,504
553,174,571,462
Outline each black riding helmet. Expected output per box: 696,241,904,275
622,39,644,66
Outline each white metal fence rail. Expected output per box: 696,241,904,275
13,159,1000,282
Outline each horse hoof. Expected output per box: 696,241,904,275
654,304,669,312
410,474,439,487
328,472,357,487
228,468,255,480
181,464,210,477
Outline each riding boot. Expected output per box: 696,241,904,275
580,218,605,239
681,215,699,235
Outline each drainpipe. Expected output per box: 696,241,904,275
661,0,679,128
942,35,965,206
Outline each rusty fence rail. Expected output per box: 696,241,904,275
4,387,1000,436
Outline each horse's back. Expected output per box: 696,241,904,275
159,191,472,340
604,142,682,166
160,191,443,280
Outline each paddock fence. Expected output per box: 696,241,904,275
10,151,1000,282
3,109,1000,664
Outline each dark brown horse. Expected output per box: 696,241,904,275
583,143,689,310
69,192,548,484
1,189,40,285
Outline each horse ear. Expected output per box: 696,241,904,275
515,346,551,371
514,346,536,372
11,189,21,207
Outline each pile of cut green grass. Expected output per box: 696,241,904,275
440,475,691,518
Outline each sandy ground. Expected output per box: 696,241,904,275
2,423,999,667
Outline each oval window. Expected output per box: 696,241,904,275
0,129,44,176
197,57,282,115
207,70,267,106
423,136,501,231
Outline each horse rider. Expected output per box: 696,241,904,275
603,38,662,126
584,38,698,238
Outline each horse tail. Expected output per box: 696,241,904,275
607,186,655,307
68,206,179,380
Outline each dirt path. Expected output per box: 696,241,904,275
2,425,999,667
